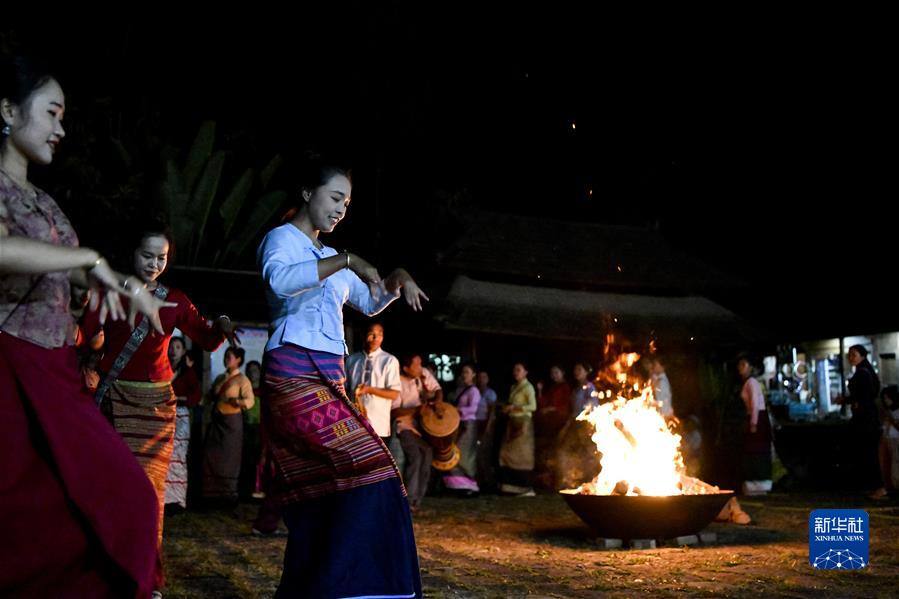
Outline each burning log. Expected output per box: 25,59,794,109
613,419,638,448
678,475,721,495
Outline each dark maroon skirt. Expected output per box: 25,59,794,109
0,332,159,597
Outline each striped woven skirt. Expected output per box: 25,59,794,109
262,345,402,502
108,380,177,546
263,344,421,598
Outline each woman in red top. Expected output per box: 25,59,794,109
535,365,571,488
83,224,238,593
164,336,201,511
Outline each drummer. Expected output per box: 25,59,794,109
392,353,443,511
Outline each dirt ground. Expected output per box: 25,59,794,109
164,491,899,598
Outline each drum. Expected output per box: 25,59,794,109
419,401,461,471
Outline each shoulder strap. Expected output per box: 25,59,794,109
94,284,169,406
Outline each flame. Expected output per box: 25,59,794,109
568,347,720,496
574,385,686,495
595,351,643,397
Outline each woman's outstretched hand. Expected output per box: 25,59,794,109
87,258,126,321
217,315,242,347
385,268,429,311
348,253,383,297
89,260,177,333
125,285,178,334
401,277,429,311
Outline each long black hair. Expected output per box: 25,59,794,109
169,336,188,376
0,55,56,112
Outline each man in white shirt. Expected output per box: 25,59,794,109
346,323,401,443
392,354,443,510
646,355,673,418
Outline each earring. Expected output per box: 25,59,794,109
1,124,10,136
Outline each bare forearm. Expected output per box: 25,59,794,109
0,236,99,275
317,252,351,281
392,407,418,418
368,387,400,401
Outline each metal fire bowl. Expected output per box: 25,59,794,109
560,489,734,540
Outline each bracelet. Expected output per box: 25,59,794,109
122,278,143,294
343,250,350,270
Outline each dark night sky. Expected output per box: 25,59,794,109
4,7,893,337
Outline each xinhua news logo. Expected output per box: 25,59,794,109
809,509,869,570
